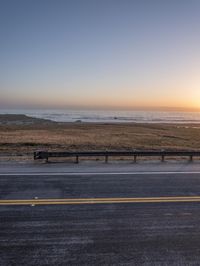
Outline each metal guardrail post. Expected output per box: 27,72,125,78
105,155,108,163
134,155,137,163
189,155,193,162
75,155,79,164
161,150,165,162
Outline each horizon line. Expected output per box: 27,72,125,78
1,105,200,112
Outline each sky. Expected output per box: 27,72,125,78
0,0,200,111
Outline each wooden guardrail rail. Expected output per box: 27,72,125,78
34,150,200,163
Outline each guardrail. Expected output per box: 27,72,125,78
34,150,200,163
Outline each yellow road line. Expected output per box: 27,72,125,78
1,196,200,205
2,196,200,202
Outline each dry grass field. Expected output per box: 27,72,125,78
1,121,200,156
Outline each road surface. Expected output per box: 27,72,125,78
1,163,200,265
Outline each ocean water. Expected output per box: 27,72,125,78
1,109,200,123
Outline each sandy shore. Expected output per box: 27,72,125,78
1,114,200,159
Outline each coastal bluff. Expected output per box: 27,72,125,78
0,114,55,125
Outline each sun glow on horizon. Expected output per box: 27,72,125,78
1,1,200,112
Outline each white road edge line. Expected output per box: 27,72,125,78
1,171,200,176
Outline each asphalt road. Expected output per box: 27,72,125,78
1,170,200,265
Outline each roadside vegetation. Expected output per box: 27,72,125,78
1,119,200,155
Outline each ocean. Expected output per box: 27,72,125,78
1,109,200,123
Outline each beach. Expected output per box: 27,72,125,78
1,114,200,159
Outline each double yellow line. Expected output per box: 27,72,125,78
1,196,200,206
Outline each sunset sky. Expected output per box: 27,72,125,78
0,0,200,110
